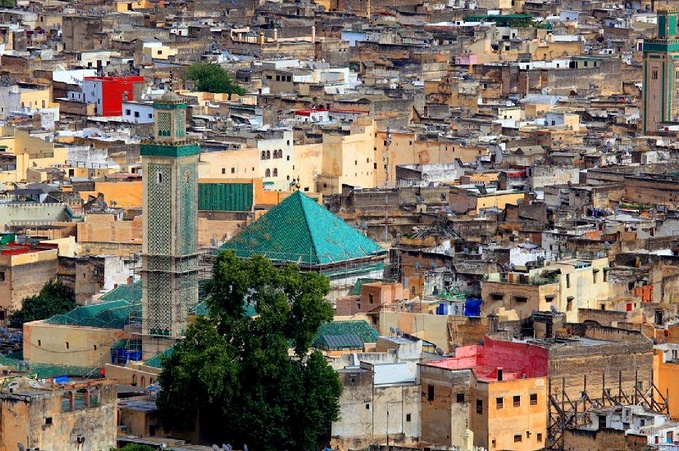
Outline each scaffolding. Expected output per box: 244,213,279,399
547,370,669,450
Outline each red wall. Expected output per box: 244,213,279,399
479,337,549,378
97,76,145,116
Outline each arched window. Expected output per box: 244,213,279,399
265,168,271,177
266,150,271,159
141,376,146,387
273,168,278,177
261,151,266,160
132,375,137,386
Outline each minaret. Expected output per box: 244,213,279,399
643,8,679,134
140,91,199,359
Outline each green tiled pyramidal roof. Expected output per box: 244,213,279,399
99,280,142,302
220,191,385,266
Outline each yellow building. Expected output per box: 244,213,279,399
114,0,154,11
142,42,178,61
317,116,377,194
482,257,611,322
79,179,143,209
0,85,58,116
0,126,69,187
448,184,525,215
420,337,548,451
374,130,486,187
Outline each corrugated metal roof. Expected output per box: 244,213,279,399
374,363,416,386
220,191,385,266
315,333,363,350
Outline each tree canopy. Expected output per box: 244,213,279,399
113,445,157,451
183,63,246,96
9,278,76,328
157,252,342,451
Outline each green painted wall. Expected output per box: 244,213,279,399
198,183,254,212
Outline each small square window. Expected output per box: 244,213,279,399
537,433,543,442
530,393,538,405
37,340,41,347
476,399,483,414
65,342,70,349
45,417,53,425
231,168,235,174
93,345,97,351
365,403,370,410
496,397,503,409
222,168,226,174
427,385,434,401
456,393,465,403
514,434,522,443
513,395,520,407
406,413,411,422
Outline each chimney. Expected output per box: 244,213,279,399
497,367,503,381
488,313,498,334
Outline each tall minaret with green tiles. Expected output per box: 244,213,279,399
140,91,200,359
643,9,679,134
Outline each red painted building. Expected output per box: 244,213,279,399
82,76,145,116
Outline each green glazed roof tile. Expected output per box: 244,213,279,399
220,191,385,265
99,281,143,302
312,320,380,348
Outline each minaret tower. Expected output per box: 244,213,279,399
643,8,679,134
140,91,199,358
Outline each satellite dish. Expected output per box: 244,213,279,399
430,261,437,269
435,347,444,356
210,238,217,247
213,445,221,451
390,327,396,334
550,305,559,315
18,444,25,451
415,262,422,271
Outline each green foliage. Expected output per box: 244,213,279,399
113,445,158,451
157,252,341,451
9,278,76,328
183,63,245,96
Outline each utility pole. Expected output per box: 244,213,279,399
386,406,389,451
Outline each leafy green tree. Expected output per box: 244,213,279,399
9,278,76,328
157,252,342,451
183,63,245,96
112,445,157,451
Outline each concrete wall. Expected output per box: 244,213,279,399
420,364,472,448
24,322,126,368
0,381,117,451
548,332,653,403
0,203,70,224
0,248,58,312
